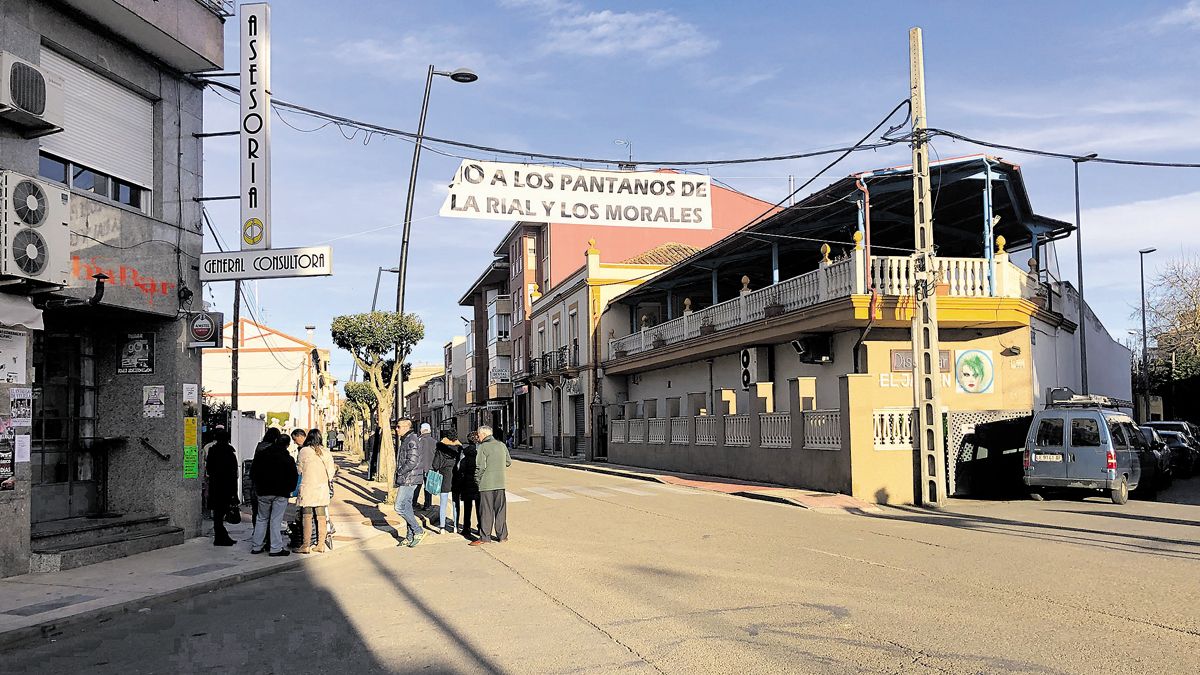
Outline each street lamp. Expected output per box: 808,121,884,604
394,65,478,420
1073,152,1098,394
1139,247,1156,421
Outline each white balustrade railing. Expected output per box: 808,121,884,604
873,408,915,450
607,252,1023,361
610,419,627,444
803,410,842,450
670,417,688,445
628,419,646,443
759,412,791,448
648,418,667,445
724,415,750,447
695,416,717,445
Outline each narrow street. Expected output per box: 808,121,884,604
7,460,1198,674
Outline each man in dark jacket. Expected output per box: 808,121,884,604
410,422,437,512
205,429,239,547
393,418,425,547
249,434,298,556
452,432,480,539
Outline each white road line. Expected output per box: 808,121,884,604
505,491,530,502
524,487,572,499
564,486,616,497
605,486,655,496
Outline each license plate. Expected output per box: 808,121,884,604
1034,453,1062,462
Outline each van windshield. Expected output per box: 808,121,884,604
1071,418,1102,447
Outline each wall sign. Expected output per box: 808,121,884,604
0,329,28,384
200,246,333,282
562,378,583,396
143,385,166,418
188,312,224,349
9,388,31,426
890,349,950,373
119,333,155,374
440,160,713,229
955,350,996,394
240,3,271,250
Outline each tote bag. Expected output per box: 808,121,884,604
424,470,443,495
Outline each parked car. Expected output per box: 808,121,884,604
1135,426,1174,498
1156,430,1198,479
1144,421,1199,454
1024,396,1141,504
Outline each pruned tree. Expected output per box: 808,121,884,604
1143,255,1200,383
331,311,424,498
342,381,377,463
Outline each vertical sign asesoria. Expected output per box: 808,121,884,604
240,3,271,250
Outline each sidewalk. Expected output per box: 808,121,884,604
511,450,881,514
0,452,397,650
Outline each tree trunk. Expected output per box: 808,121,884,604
373,393,396,503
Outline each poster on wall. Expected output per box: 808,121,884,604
9,387,32,426
0,328,28,384
0,436,13,491
182,384,199,417
119,333,156,374
955,350,996,394
143,385,166,418
14,434,30,463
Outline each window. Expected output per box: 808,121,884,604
39,152,146,211
1106,418,1128,447
1070,418,1101,447
1034,418,1063,446
553,319,561,349
538,327,546,355
1121,422,1146,449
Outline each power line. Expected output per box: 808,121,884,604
925,128,1200,168
202,79,905,168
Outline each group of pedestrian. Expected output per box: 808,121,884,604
392,418,510,548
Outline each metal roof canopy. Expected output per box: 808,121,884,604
614,155,1072,308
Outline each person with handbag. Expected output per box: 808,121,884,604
295,430,337,554
250,434,298,556
393,418,426,547
431,430,461,533
204,428,239,547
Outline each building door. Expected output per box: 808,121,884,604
572,396,586,456
542,400,554,454
31,332,101,522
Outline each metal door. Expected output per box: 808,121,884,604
1067,414,1104,480
573,395,586,456
542,400,554,454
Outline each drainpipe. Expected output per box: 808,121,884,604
982,158,996,296
853,177,878,373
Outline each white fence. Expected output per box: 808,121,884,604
724,415,750,447
648,418,668,445
670,417,688,445
873,408,915,450
759,412,791,448
610,419,627,444
802,410,842,450
628,419,646,443
695,417,717,446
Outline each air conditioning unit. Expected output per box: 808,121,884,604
0,172,70,286
0,52,65,138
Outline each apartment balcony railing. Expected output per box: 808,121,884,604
530,343,581,380
609,249,1034,360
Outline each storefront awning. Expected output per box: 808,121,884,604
0,293,44,330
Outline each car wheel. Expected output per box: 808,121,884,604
1110,476,1129,505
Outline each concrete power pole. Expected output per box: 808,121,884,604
908,27,946,507
231,280,241,411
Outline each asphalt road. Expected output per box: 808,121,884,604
6,461,1199,674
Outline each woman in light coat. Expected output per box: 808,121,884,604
296,429,337,553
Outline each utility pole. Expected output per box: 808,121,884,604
908,27,946,507
231,280,241,411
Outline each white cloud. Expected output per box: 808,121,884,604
1156,1,1200,29
501,2,715,63
331,36,495,82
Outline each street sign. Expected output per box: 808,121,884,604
200,246,333,282
188,311,224,348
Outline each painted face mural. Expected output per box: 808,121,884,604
955,350,994,394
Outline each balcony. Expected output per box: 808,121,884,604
529,343,581,382
487,294,513,316
609,249,1038,361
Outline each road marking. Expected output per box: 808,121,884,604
606,486,655,496
525,487,572,499
505,490,530,502
564,486,615,497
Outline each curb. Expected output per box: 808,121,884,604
0,529,386,652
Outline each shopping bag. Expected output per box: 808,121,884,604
424,470,443,494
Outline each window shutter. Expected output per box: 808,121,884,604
38,49,154,189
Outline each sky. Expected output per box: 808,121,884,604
200,0,1200,385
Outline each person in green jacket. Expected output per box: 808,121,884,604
470,425,511,546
